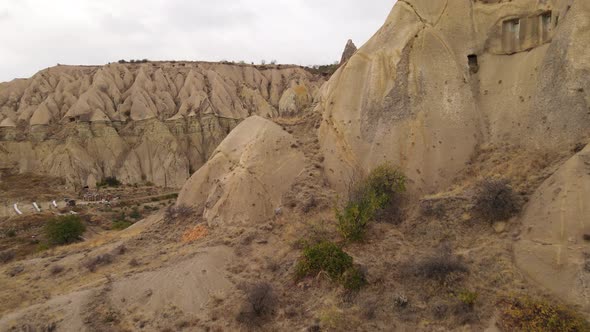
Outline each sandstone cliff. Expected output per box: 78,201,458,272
0,62,324,188
318,0,589,195
313,0,590,309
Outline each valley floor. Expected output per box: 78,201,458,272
0,110,588,331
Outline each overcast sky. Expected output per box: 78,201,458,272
0,0,395,83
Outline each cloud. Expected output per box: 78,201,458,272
0,0,395,82
0,11,10,21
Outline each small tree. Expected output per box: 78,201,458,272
45,215,86,245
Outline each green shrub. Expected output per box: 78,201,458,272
365,164,407,202
295,241,365,290
458,290,478,308
336,164,406,241
336,191,382,241
296,241,353,280
498,297,590,332
44,215,86,245
111,220,133,230
98,176,121,188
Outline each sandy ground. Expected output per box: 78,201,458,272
0,110,588,331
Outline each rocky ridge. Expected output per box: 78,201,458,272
0,62,324,188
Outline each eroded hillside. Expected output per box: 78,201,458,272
1,0,590,331
0,62,324,188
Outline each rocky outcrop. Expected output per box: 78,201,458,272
515,143,590,309
318,0,590,195
313,0,590,309
0,63,324,187
177,116,305,226
339,39,357,64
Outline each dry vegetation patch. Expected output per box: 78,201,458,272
237,282,278,328
181,225,208,243
498,297,590,332
473,179,522,222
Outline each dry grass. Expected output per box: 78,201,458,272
236,282,278,327
82,253,113,272
181,225,208,243
473,179,521,222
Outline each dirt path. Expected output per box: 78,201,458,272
275,107,335,213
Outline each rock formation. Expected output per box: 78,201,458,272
313,0,589,309
318,0,589,194
339,39,357,64
2,0,590,330
515,144,590,308
0,62,324,188
177,116,306,226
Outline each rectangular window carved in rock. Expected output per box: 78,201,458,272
468,55,479,74
540,11,552,43
503,18,521,53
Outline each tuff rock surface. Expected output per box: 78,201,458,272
0,62,323,188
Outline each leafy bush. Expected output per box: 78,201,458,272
474,179,521,222
296,241,353,280
111,220,133,230
498,297,590,332
295,241,365,290
336,191,382,241
365,165,407,201
237,282,277,327
44,215,86,245
98,176,121,188
336,164,406,241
